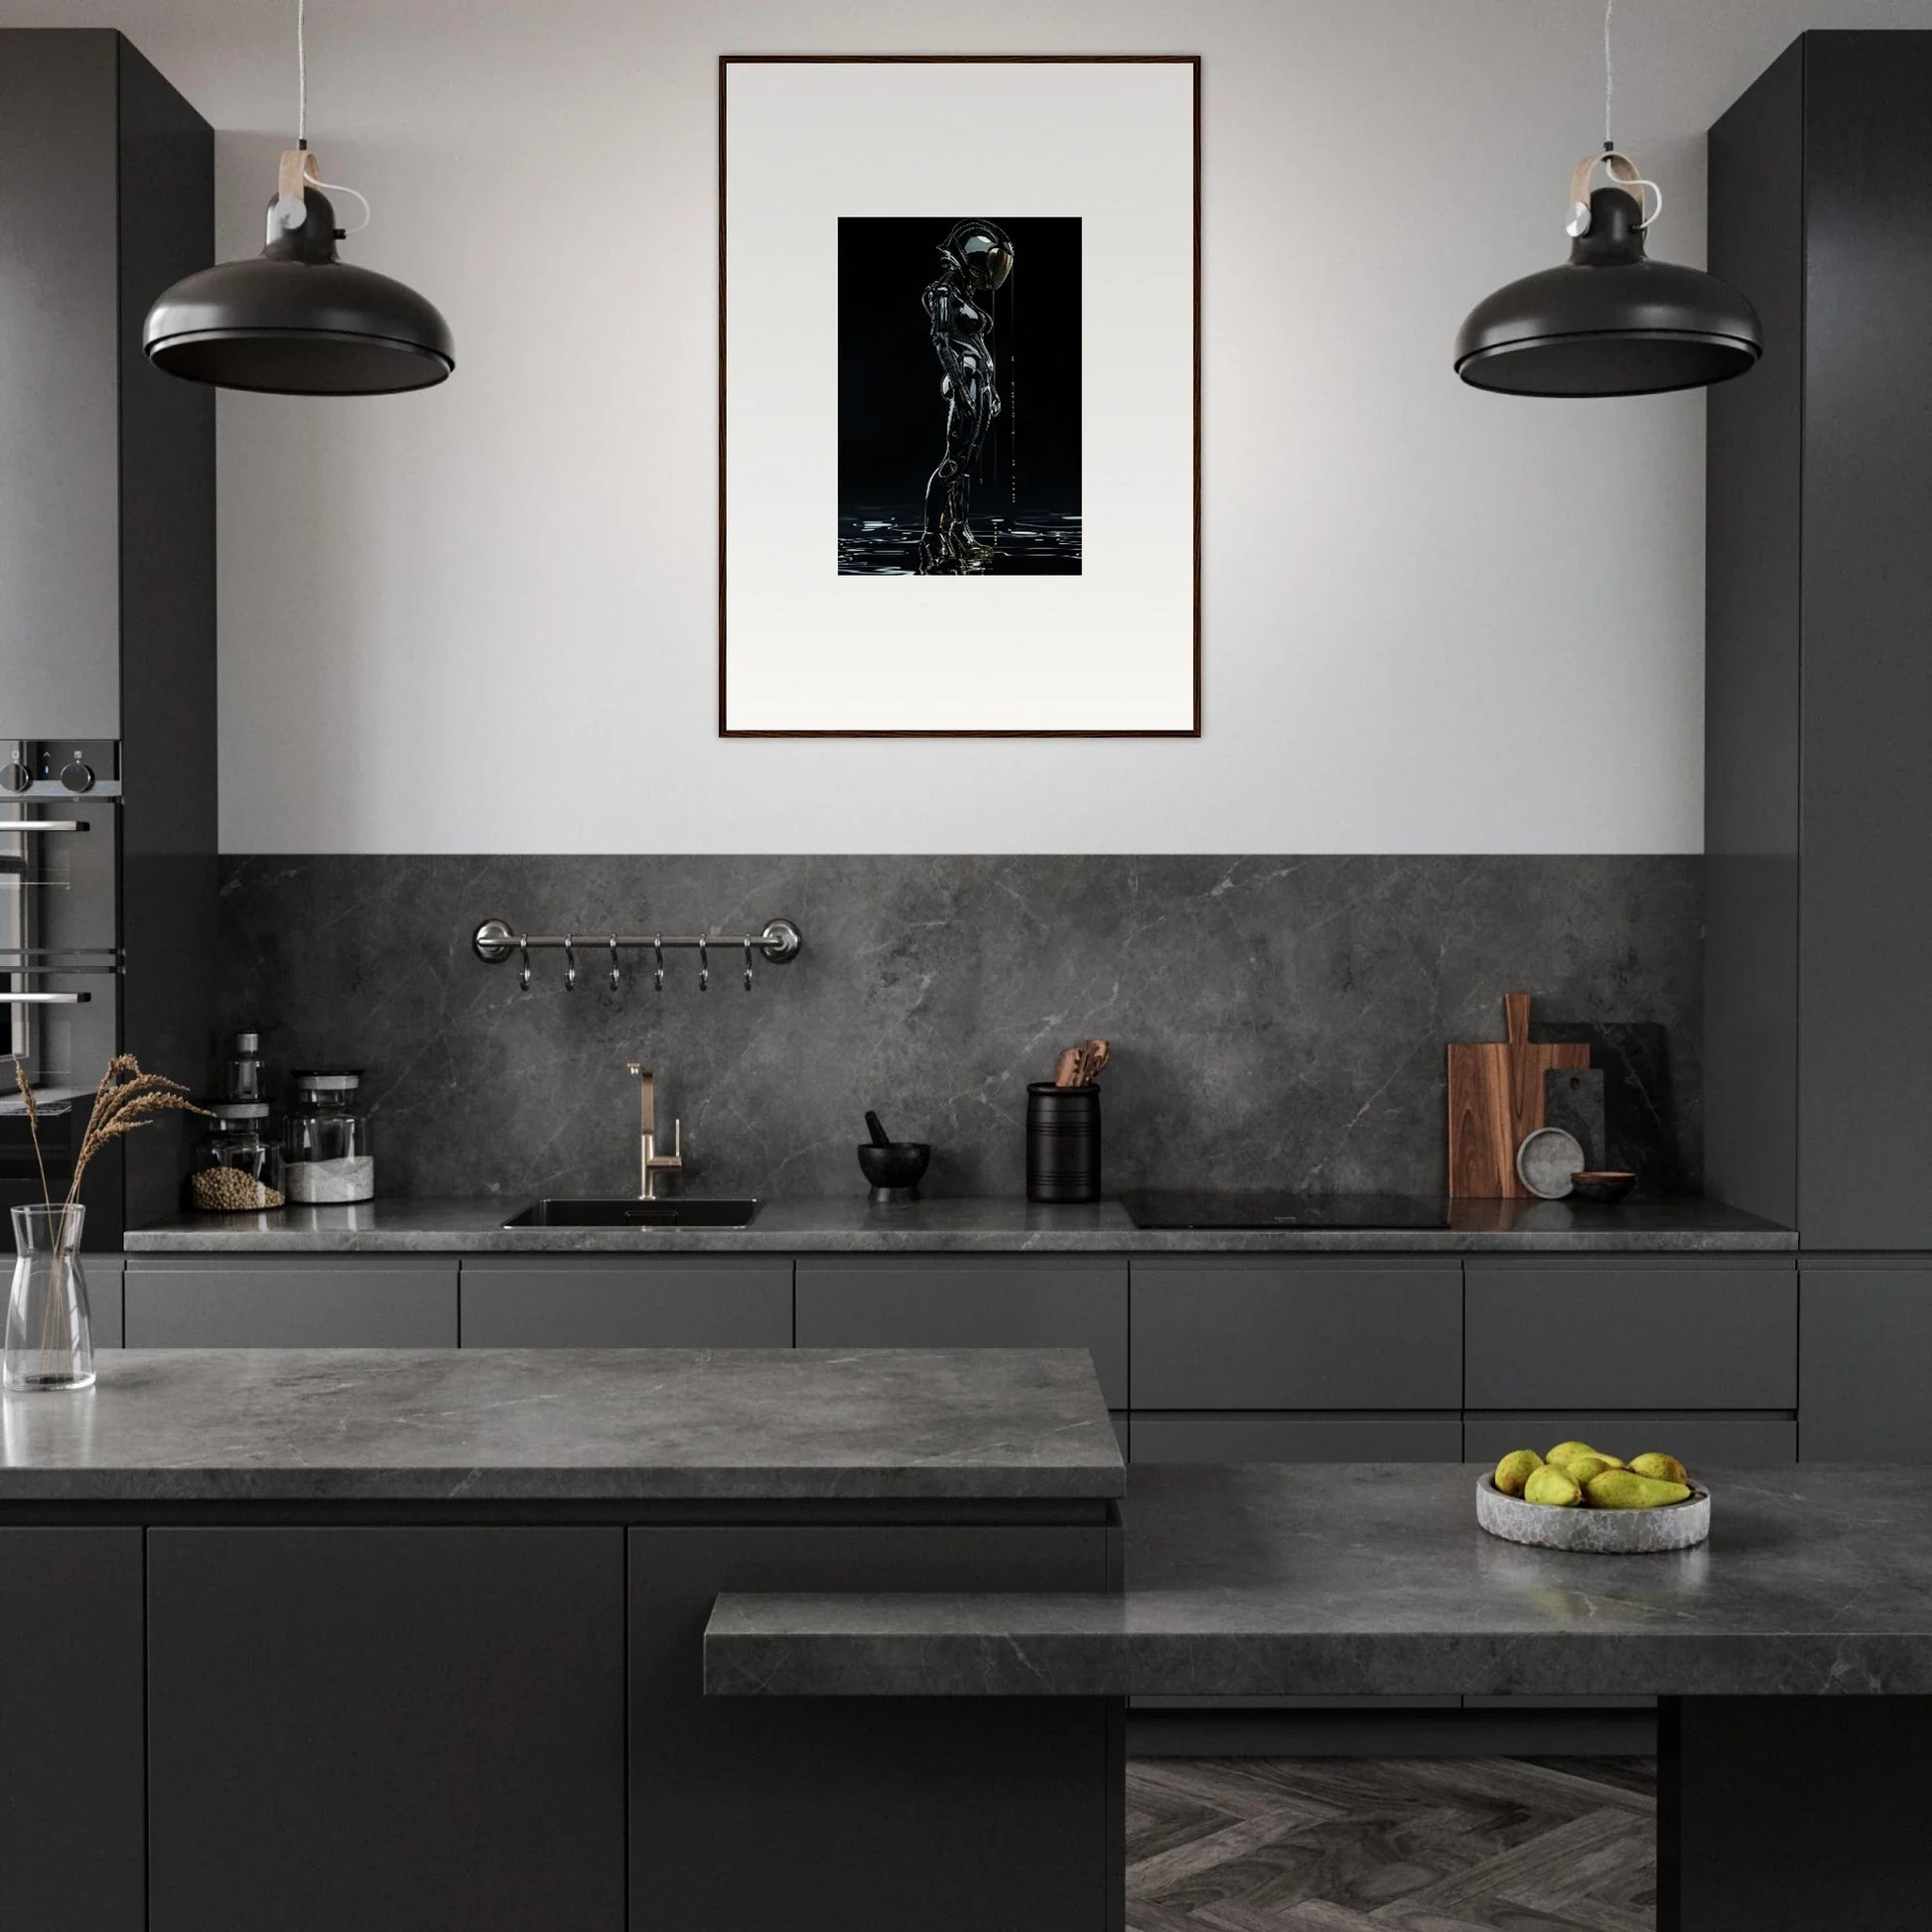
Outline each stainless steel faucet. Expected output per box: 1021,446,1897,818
625,1063,683,1199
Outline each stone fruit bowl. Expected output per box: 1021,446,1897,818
1476,1474,1711,1553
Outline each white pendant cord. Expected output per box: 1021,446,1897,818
1603,0,1613,149
275,0,371,236
1564,0,1660,234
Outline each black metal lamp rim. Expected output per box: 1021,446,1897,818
1455,334,1761,398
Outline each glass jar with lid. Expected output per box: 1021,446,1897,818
284,1069,375,1204
214,1031,266,1104
188,1103,287,1212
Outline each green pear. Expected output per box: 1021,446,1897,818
1585,1469,1693,1510
1554,1452,1618,1485
1524,1465,1585,1507
1629,1452,1690,1486
1494,1449,1543,1496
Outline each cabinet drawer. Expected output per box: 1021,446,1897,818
794,1259,1127,1408
461,1258,791,1349
1131,1414,1462,1463
1462,1412,1797,1466
1131,1258,1460,1411
150,1528,624,1932
86,1255,123,1348
1464,1261,1795,1410
125,1258,458,1347
1801,1265,1932,1459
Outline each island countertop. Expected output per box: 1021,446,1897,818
121,1194,1796,1255
706,1460,1932,1698
0,1347,1124,1504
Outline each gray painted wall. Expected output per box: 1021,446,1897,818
219,855,1702,1201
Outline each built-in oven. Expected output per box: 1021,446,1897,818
0,741,122,1225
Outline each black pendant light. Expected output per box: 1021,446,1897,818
143,0,453,395
1454,0,1759,398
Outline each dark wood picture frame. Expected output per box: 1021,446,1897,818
718,54,1202,739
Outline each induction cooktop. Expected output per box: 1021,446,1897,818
1118,1191,1450,1231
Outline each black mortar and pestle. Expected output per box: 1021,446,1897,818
858,1110,930,1203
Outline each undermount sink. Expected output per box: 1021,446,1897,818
502,1197,760,1229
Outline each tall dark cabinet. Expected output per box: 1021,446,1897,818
1707,32,1932,1250
0,31,215,1244
1708,32,1932,1456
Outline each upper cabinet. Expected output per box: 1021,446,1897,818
0,30,211,740
1706,33,1932,1251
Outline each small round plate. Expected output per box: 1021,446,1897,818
1516,1126,1585,1199
1476,1474,1711,1553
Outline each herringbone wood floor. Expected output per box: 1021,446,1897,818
1126,1756,1656,1931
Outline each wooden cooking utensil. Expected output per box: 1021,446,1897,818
1448,993,1589,1198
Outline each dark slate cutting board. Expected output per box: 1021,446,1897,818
1531,1022,1682,1196
1543,1066,1607,1172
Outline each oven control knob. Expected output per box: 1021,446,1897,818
60,759,94,795
0,761,29,793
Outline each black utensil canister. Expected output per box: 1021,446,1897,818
1027,1082,1101,1203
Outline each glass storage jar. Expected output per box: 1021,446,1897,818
189,1103,287,1212
215,1030,266,1103
284,1069,375,1204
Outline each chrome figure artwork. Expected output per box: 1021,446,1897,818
918,219,1015,575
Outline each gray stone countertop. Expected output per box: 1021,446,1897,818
0,1347,1123,1504
706,1461,1932,1698
121,1194,1795,1255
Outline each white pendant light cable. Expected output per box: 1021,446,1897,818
1603,0,1614,148
1567,0,1660,235
271,0,371,238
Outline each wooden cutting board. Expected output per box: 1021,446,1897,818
1448,993,1590,1198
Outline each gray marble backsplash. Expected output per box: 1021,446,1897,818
217,856,1703,1202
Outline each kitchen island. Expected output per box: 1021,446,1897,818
714,1460,1932,1931
0,1346,1124,1932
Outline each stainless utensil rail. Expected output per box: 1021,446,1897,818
472,916,802,993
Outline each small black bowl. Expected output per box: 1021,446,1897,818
858,1141,930,1203
1569,1170,1637,1205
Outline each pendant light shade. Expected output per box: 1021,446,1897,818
143,2,452,396
144,184,454,395
1455,183,1760,398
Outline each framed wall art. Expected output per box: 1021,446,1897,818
719,55,1201,737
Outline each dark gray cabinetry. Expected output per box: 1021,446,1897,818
460,1256,791,1347
1464,1260,1796,1410
629,1524,1117,1932
795,1256,1129,1408
0,32,210,736
147,1528,625,1932
0,31,121,730
1708,33,1932,1251
0,1529,144,1931
0,32,215,1240
1800,1264,1932,1459
1463,1413,1797,1466
1131,1258,1461,1411
125,1256,459,1346
86,1255,124,1347
1133,1414,1462,1463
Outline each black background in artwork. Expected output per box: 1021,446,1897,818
838,216,1082,516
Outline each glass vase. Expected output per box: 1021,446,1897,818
6,1204,94,1393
